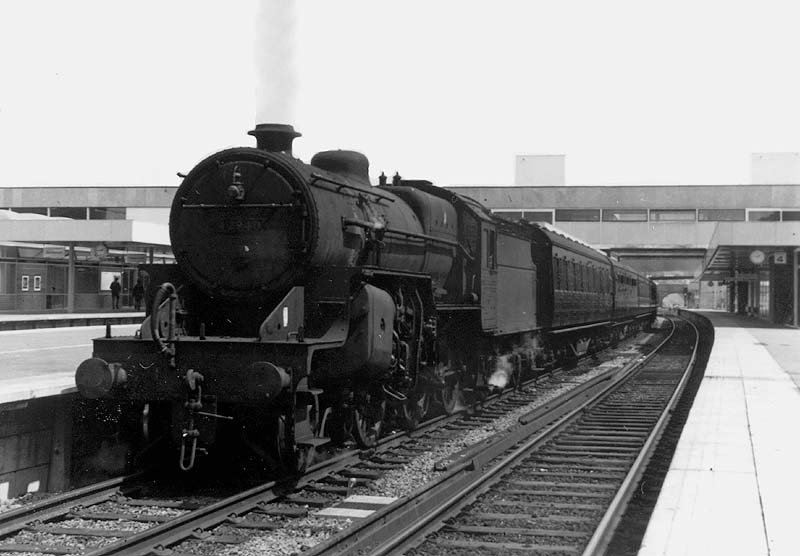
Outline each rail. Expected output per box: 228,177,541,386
308,317,697,555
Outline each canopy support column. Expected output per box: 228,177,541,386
67,244,76,313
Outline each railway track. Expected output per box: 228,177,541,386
0,326,668,556
312,315,699,555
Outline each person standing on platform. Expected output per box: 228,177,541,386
132,278,144,311
110,276,121,310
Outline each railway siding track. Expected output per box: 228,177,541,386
310,316,698,556
0,328,666,556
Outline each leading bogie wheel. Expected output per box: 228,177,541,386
402,390,431,430
441,376,466,415
352,391,386,448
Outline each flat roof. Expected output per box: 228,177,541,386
0,186,177,208
0,219,170,249
450,184,800,210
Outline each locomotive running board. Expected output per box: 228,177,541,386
549,321,611,334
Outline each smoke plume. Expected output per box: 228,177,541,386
254,0,297,124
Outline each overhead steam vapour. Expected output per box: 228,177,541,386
488,337,541,391
254,0,297,125
488,355,513,390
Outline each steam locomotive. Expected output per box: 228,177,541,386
75,124,658,473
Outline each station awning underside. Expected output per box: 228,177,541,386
700,222,800,281
0,220,171,252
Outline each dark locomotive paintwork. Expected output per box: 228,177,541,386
76,125,658,473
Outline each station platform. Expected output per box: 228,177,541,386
0,311,144,331
0,323,140,405
639,310,800,556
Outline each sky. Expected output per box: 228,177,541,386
1,0,800,187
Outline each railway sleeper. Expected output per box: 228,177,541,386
224,516,281,530
0,544,80,555
559,434,646,441
69,510,170,522
435,538,579,552
150,549,202,556
498,489,612,499
251,506,308,518
445,524,587,538
322,475,372,487
28,524,138,538
482,499,605,511
339,468,382,480
515,470,624,480
467,512,593,523
305,483,353,495
112,497,202,509
283,495,330,507
188,531,245,544
545,447,640,457
505,480,618,489
526,457,629,470
554,440,643,449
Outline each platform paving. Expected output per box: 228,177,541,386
0,311,144,331
1,324,139,405
638,311,800,556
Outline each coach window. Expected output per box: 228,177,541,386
570,261,577,290
582,265,587,291
484,229,497,269
554,257,561,289
483,230,489,266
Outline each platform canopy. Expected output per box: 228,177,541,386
0,217,170,253
700,222,800,281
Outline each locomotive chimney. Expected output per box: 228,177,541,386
248,123,301,154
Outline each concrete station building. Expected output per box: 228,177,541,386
455,152,800,325
0,187,173,312
1,153,799,325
